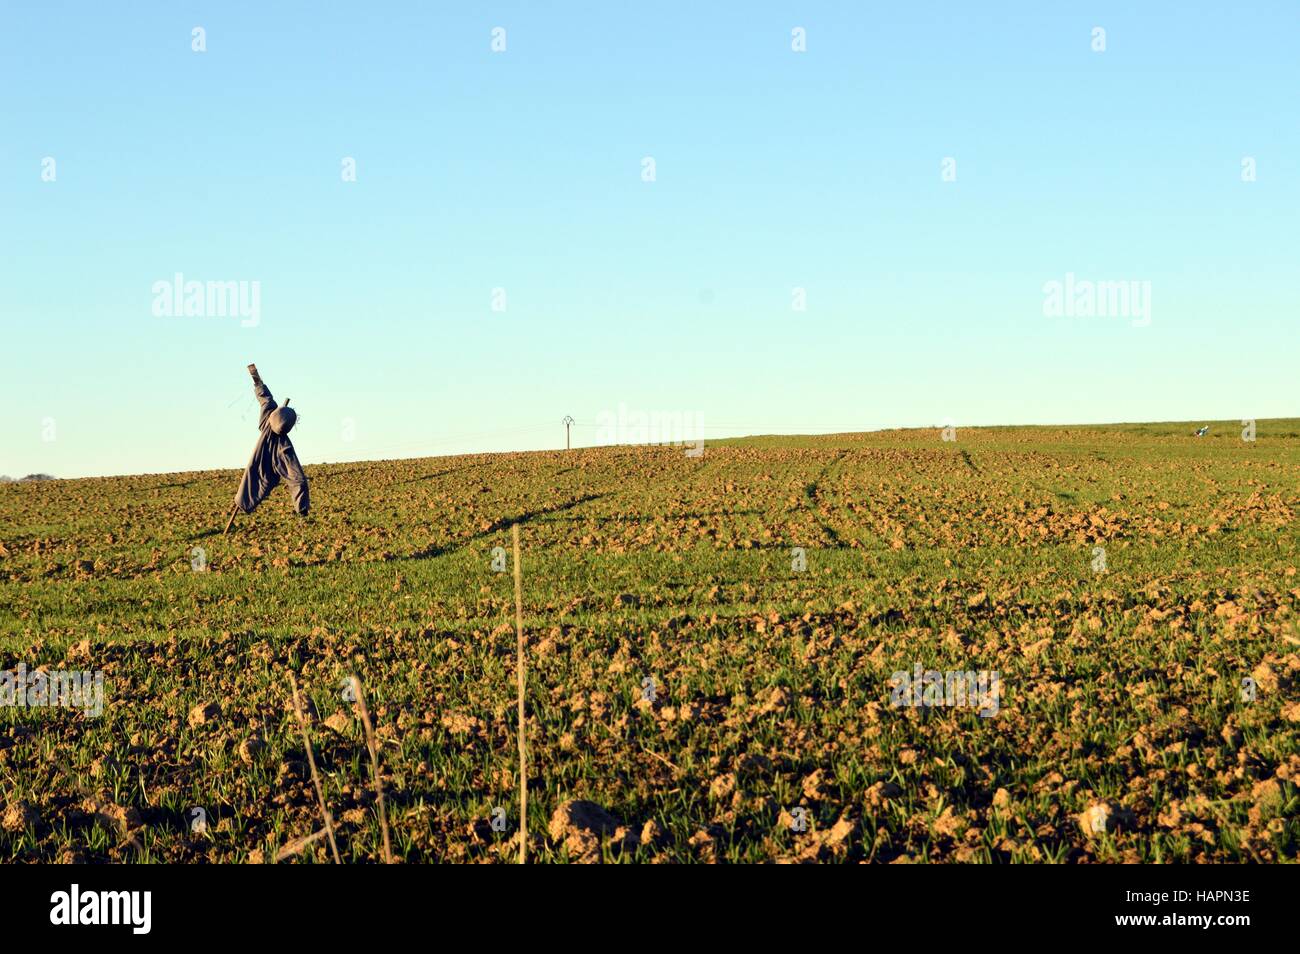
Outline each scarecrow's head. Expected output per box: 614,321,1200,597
268,405,297,436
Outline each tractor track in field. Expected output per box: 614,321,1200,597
801,450,851,549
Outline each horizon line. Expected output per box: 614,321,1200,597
6,413,1295,484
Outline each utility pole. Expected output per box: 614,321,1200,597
562,415,575,451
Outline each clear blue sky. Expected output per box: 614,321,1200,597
2,2,1296,478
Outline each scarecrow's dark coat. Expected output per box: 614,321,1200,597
234,374,309,515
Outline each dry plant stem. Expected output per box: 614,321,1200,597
513,522,527,864
288,671,342,864
350,675,393,864
275,827,328,862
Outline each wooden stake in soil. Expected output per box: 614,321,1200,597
222,504,239,535
350,675,393,864
512,522,527,864
287,672,342,864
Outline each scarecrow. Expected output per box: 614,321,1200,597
223,364,310,533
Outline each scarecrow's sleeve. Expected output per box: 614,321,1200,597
289,471,310,516
277,440,311,515
248,365,278,429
